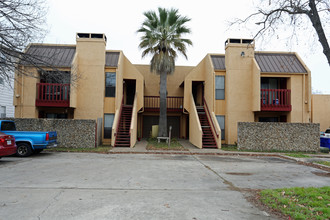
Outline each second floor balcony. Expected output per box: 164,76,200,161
260,89,291,111
144,96,183,112
36,83,70,107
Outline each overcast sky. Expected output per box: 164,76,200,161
45,0,330,93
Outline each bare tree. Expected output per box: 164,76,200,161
0,0,76,87
230,0,330,65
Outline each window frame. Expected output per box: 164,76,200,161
216,115,225,140
104,114,115,139
105,72,116,97
0,106,6,118
215,75,225,100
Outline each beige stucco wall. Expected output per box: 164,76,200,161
225,42,255,144
135,65,192,98
183,57,207,112
288,73,311,123
14,67,38,118
312,94,330,131
74,37,106,120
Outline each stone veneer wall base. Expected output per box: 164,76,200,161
237,122,320,152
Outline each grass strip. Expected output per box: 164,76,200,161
314,161,330,167
146,138,187,151
260,186,330,220
45,146,112,153
285,153,311,158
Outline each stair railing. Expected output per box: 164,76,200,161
112,96,124,147
203,97,220,148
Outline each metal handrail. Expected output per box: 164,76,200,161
203,97,219,138
114,96,124,144
144,96,183,109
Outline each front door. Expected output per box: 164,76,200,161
124,80,136,105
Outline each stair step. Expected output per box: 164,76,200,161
115,145,130,147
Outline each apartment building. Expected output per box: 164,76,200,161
14,33,314,148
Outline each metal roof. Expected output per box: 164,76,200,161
105,52,119,67
211,55,225,70
23,45,76,67
211,53,307,73
255,53,307,73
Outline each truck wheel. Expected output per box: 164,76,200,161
16,143,33,157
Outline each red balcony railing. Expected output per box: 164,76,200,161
144,96,183,111
36,83,70,107
260,89,291,111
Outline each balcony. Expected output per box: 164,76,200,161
144,96,183,112
36,83,70,107
260,89,291,111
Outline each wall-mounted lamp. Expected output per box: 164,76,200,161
241,51,245,57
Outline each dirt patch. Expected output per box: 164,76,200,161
226,172,253,176
312,171,330,177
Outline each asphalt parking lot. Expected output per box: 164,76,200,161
0,152,329,220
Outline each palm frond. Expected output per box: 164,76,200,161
137,7,192,74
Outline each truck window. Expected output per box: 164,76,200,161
1,121,16,131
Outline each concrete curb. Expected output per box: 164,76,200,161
107,139,330,172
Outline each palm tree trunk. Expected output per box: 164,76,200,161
158,71,168,137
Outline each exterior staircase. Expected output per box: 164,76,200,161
196,106,217,148
114,105,132,147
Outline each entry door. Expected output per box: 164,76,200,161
125,80,136,105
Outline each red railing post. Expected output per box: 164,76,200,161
260,89,291,111
144,96,183,111
203,97,219,139
36,83,70,107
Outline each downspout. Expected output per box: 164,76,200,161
302,73,305,122
21,68,24,118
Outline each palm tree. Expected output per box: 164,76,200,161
137,8,192,137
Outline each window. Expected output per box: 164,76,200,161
46,113,68,119
1,121,16,131
0,106,6,118
40,71,71,84
216,115,225,140
259,117,279,122
104,114,115,139
105,72,116,97
215,76,225,100
0,78,3,85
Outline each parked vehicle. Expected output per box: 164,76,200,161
0,132,17,158
0,120,57,157
324,129,330,138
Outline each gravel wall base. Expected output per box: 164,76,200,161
237,122,320,152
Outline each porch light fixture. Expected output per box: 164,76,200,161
241,51,245,57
